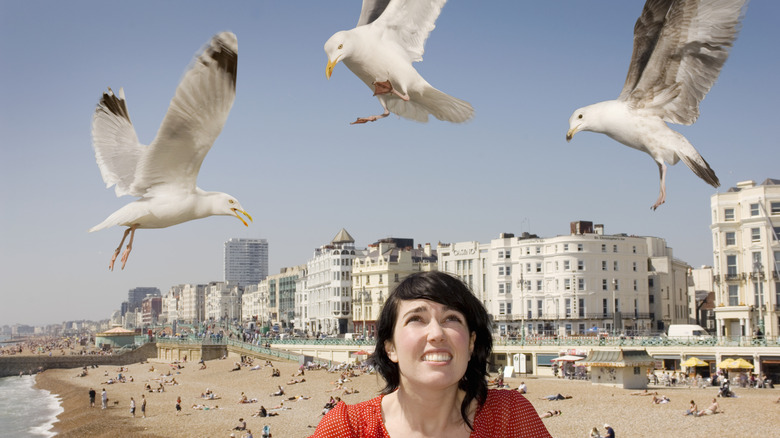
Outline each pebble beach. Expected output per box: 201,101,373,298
35,355,780,437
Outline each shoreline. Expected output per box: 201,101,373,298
35,356,780,437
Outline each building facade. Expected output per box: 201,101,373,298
352,239,438,337
179,284,206,324
204,282,241,322
439,222,689,337
224,238,269,286
300,229,362,335
711,179,780,339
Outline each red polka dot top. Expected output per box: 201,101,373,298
310,389,552,437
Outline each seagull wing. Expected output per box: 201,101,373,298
371,0,447,62
357,0,391,26
130,32,238,195
621,0,747,125
619,0,673,101
92,88,145,197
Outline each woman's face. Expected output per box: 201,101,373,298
385,299,476,392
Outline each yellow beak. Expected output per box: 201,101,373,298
566,127,578,142
326,57,339,79
231,208,253,227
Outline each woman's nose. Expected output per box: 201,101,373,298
427,320,445,341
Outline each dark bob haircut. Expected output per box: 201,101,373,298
370,271,493,430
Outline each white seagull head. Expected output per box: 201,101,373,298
211,192,253,227
324,30,352,79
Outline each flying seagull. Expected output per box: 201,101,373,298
90,32,251,270
566,0,748,209
324,0,474,124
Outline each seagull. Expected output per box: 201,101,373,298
324,0,474,124
89,32,251,270
566,0,748,209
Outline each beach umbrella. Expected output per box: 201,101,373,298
727,358,754,369
717,358,735,369
681,357,707,367
351,350,369,356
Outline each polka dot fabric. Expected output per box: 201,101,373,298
310,389,552,437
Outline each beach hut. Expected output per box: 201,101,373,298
578,349,655,389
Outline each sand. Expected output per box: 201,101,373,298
36,355,780,437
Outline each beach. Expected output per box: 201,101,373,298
36,355,779,437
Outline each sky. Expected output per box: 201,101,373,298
1,1,778,326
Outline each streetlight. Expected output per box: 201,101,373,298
361,286,367,340
517,272,525,342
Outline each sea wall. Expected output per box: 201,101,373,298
0,343,158,378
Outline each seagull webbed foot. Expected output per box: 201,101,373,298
350,109,390,125
372,81,409,101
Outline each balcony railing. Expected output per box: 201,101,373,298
496,313,652,322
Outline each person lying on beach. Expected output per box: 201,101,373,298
696,398,722,416
341,387,359,395
269,401,290,411
271,369,280,377
238,393,258,403
287,395,311,401
630,390,657,396
252,405,279,417
231,363,242,372
540,394,572,401
652,395,670,404
250,365,261,371
191,404,220,410
270,386,284,396
287,378,306,385
539,410,562,418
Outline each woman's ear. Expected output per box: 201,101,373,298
469,332,476,355
385,340,398,363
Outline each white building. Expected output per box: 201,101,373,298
301,229,363,335
243,265,306,331
711,179,780,339
224,238,269,287
352,239,437,337
439,222,690,337
689,266,716,331
161,285,184,324
205,282,241,322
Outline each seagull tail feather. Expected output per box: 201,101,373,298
679,152,720,188
419,86,474,123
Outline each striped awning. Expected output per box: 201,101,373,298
578,349,655,368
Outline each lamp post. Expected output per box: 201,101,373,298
361,286,367,340
518,272,525,342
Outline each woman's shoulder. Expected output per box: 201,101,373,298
309,396,386,438
473,389,551,438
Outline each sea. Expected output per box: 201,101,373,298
0,375,63,437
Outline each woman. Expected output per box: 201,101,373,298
311,271,551,437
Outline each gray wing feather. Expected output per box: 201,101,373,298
357,0,391,26
619,0,674,101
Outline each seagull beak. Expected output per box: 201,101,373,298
566,127,579,142
326,57,339,80
231,208,253,227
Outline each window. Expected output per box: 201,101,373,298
613,245,618,253
564,278,571,290
602,261,608,271
506,283,512,294
649,294,654,304
578,260,584,271
578,278,585,290
602,279,608,291
727,255,738,277
750,203,759,216
505,250,511,259
725,208,735,221
751,228,760,242
536,263,542,273
725,232,736,246
563,244,569,252
527,300,532,319
633,279,638,291
506,303,512,315
565,299,571,317
536,280,542,291
613,261,619,271
564,260,570,271
498,267,504,276
632,246,637,254
633,262,637,272
498,284,505,294
772,202,780,215
537,300,543,318
497,250,503,259
499,303,505,315
601,244,606,253
614,280,620,291
578,244,583,252
578,298,585,317
602,298,608,317
728,285,739,306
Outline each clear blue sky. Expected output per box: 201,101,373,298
1,1,777,326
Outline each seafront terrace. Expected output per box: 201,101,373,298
151,334,780,378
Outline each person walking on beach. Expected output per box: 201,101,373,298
141,394,146,418
130,397,136,417
176,396,181,415
101,388,107,409
89,388,96,408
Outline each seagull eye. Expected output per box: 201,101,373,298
578,114,583,119
338,44,343,50
229,199,235,205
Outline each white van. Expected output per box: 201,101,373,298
667,324,712,339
